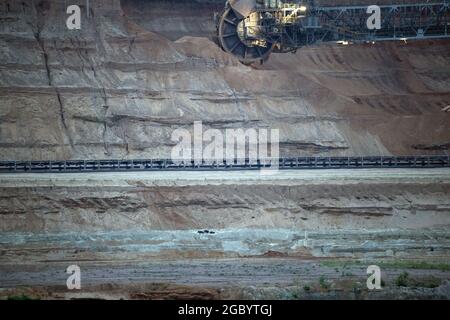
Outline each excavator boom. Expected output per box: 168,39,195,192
217,0,450,63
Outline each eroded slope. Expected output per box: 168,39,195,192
0,0,449,160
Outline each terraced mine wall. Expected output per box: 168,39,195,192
1,169,449,259
0,0,449,161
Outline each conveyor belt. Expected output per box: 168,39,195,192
0,156,449,173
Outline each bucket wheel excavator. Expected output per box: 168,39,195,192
216,0,450,64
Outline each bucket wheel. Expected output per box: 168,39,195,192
217,6,274,64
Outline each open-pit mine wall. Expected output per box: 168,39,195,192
0,1,449,299
0,0,449,161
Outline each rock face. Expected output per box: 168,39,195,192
0,169,449,300
2,177,450,233
1,169,449,257
0,0,449,161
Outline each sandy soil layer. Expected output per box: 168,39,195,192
2,168,450,186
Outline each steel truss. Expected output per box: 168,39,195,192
274,2,450,49
0,156,449,173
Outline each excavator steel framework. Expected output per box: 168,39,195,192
216,0,450,64
1,156,449,173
